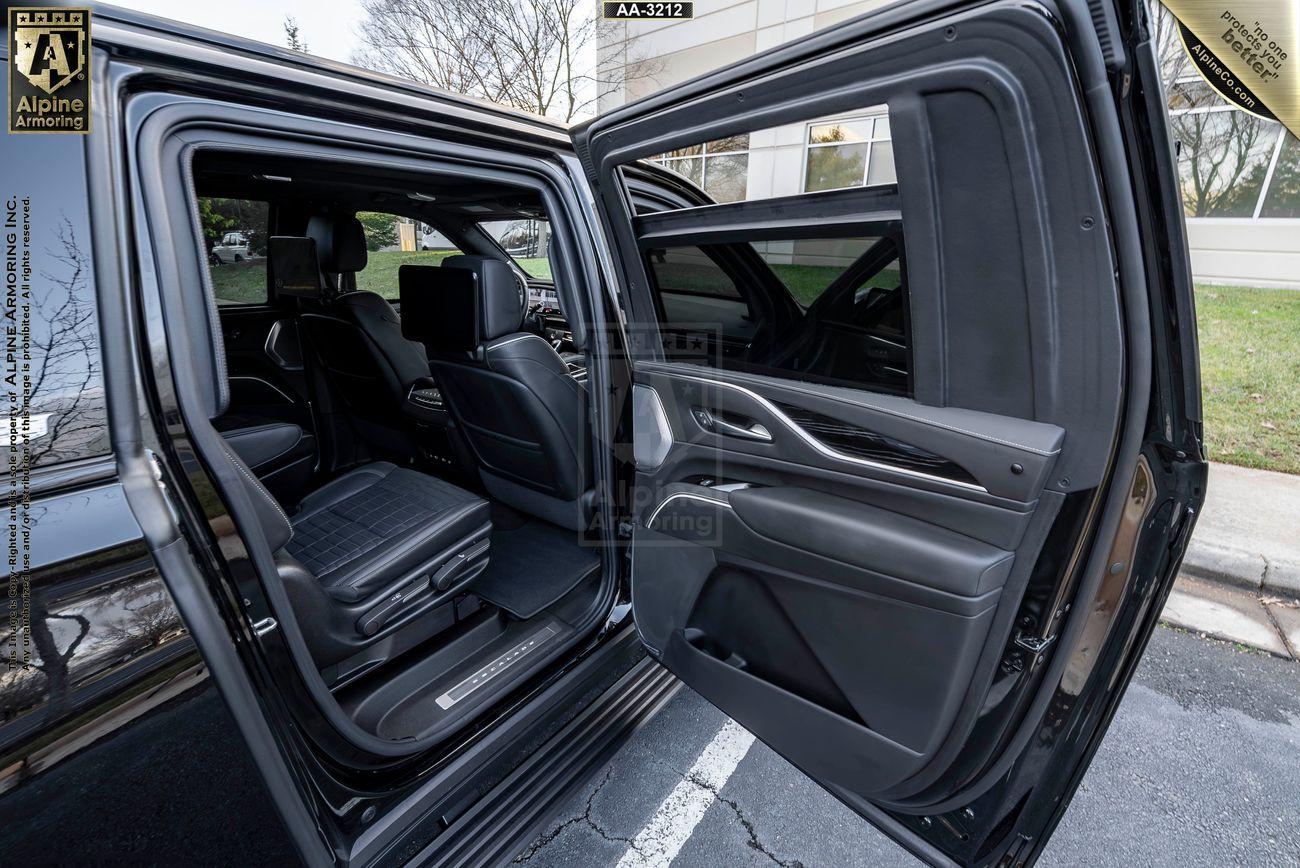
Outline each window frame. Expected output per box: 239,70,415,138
800,108,894,194
651,135,752,203
1166,75,1292,221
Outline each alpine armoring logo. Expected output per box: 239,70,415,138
8,8,92,134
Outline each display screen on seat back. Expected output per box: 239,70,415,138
400,264,478,352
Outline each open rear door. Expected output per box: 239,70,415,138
574,0,1205,863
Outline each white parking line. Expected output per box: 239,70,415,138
615,719,756,868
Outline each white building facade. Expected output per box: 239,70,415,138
598,0,1300,288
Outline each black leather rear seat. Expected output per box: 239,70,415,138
287,462,489,603
217,435,492,668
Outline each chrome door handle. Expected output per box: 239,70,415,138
691,407,773,442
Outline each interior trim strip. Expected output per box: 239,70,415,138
650,369,989,494
229,375,296,404
646,491,734,526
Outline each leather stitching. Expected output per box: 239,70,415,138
222,444,293,543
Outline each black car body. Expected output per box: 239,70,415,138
0,0,1205,865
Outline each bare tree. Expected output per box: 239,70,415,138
1174,110,1276,215
1151,2,1192,91
1151,3,1279,217
284,15,309,53
352,0,656,122
23,217,107,467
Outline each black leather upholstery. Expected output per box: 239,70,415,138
215,447,492,667
282,215,432,426
307,213,367,276
220,439,295,552
220,419,311,474
217,418,317,505
202,221,494,672
407,258,592,530
288,462,490,602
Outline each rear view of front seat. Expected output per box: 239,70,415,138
401,257,592,530
293,213,432,447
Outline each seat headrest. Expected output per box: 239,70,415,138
306,214,367,274
441,255,524,341
268,236,324,298
399,264,478,352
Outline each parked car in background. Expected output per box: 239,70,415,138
211,230,252,263
419,224,458,250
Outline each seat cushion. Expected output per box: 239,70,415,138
286,462,489,603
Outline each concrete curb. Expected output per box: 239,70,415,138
1181,538,1300,598
1181,539,1265,590
1161,575,1299,659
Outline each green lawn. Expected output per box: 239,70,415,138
355,250,460,298
211,258,269,305
211,250,551,305
1195,284,1300,475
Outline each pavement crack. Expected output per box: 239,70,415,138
1261,602,1298,659
685,771,804,867
514,764,643,863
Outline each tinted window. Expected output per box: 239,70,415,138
650,247,744,299
479,218,551,280
202,197,269,304
647,236,910,396
2,136,110,468
355,212,462,300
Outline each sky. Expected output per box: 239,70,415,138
105,0,603,119
108,0,368,65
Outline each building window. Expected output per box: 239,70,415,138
652,134,750,203
1166,76,1294,220
803,111,896,193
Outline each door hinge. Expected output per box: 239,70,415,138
1002,631,1056,673
1014,632,1055,655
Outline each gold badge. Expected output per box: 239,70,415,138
8,7,92,134
1163,0,1297,137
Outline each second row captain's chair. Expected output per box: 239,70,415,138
399,256,593,531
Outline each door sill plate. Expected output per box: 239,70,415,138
434,622,562,710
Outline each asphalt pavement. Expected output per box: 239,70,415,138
513,625,1300,867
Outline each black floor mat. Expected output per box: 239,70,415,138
473,520,601,619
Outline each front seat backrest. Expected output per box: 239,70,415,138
287,215,430,422
402,258,591,530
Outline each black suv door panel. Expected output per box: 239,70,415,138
630,362,1062,793
578,0,1202,862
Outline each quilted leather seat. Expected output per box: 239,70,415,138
287,463,489,603
216,440,492,668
